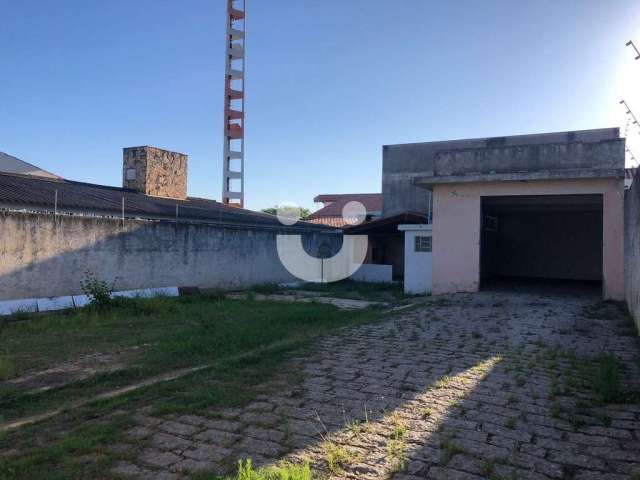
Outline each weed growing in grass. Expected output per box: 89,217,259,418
481,459,496,478
213,458,314,480
5,309,32,322
440,436,463,465
0,354,14,380
386,413,408,473
420,407,433,419
387,438,407,473
323,442,353,475
592,353,624,403
599,415,612,427
435,376,453,389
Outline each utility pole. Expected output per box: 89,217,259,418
221,0,246,208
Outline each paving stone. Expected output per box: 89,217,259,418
201,418,243,433
126,425,152,440
139,448,182,468
158,420,198,437
123,293,640,480
111,461,148,477
171,458,218,473
184,443,232,463
428,466,485,480
237,437,285,457
194,429,242,447
151,432,193,451
243,426,286,443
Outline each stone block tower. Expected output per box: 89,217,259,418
123,146,188,200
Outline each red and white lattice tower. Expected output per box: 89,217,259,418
222,0,246,207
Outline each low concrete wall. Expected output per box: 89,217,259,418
0,211,341,301
350,264,393,283
625,175,640,332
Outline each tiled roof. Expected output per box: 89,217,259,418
306,216,352,228
0,172,332,231
308,193,382,219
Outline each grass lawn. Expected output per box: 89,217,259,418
252,279,408,303
0,294,382,479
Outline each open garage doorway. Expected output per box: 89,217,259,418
480,194,603,295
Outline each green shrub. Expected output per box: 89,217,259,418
80,271,116,309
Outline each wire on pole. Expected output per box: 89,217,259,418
620,99,640,136
626,146,639,167
626,40,640,60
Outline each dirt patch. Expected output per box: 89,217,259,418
2,347,144,394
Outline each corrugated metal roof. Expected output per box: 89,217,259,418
0,172,333,231
0,152,60,179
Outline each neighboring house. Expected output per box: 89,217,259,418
383,127,625,300
307,193,382,227
0,151,60,179
0,146,329,230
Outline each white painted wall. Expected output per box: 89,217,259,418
398,224,432,295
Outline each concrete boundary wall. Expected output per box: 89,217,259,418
625,173,640,332
0,211,341,301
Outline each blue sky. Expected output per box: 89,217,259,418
1,0,639,211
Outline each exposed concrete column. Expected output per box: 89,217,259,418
603,181,625,300
432,185,481,295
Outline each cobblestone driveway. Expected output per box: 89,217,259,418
114,291,640,479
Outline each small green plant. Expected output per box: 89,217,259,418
440,436,463,465
387,438,407,473
385,412,408,472
80,271,116,309
221,458,314,480
599,415,612,427
481,459,496,478
420,407,433,419
592,353,624,403
324,442,352,475
550,401,562,418
435,375,453,389
504,417,516,429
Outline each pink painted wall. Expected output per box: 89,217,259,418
432,178,625,300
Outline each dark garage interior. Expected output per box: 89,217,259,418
480,194,603,291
